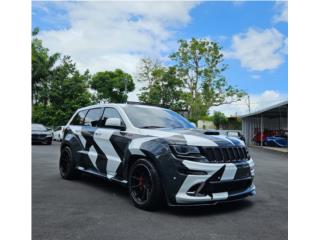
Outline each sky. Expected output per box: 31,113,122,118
32,0,288,116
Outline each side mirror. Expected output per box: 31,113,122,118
105,118,125,130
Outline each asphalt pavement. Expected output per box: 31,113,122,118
32,142,288,240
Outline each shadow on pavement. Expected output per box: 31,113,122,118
77,173,128,197
163,199,254,216
73,172,255,216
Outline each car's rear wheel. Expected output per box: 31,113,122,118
59,146,79,179
128,159,164,211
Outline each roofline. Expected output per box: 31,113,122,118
76,102,163,112
126,101,160,107
240,100,288,118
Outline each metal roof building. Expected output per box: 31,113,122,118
240,100,288,146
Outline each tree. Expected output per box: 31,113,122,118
90,69,135,103
137,57,162,86
170,38,246,119
212,111,228,130
32,27,60,105
138,67,185,110
32,56,93,126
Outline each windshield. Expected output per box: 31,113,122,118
122,105,195,129
32,124,47,131
227,131,239,137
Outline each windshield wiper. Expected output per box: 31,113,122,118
140,126,165,129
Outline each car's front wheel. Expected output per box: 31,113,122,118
59,146,79,179
128,159,164,211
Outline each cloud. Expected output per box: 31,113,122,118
273,1,288,23
251,74,261,80
224,28,287,71
232,1,245,7
209,90,287,117
35,1,198,100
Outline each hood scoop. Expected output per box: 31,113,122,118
203,130,220,135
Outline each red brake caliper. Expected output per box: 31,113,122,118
139,175,144,191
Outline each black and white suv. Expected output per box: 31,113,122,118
59,103,255,210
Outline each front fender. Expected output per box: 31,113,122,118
122,137,170,179
123,137,187,204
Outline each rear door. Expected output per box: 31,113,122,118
67,109,88,161
79,107,104,173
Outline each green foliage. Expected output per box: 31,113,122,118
32,30,60,105
32,28,93,126
32,28,246,127
212,111,228,129
137,57,161,86
32,56,93,126
198,115,214,121
90,69,135,103
170,38,246,119
233,118,242,130
138,65,185,110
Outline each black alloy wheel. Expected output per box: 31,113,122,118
130,164,153,204
59,146,79,179
128,159,163,210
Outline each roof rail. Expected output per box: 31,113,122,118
126,101,160,107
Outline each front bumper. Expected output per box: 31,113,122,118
32,135,52,143
174,159,255,205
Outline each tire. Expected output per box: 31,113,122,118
128,159,164,211
59,146,79,180
270,141,276,147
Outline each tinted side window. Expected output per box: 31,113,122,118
84,108,103,127
70,110,88,125
100,108,123,126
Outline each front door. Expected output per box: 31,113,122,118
93,107,128,179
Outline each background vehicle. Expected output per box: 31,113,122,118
225,130,246,143
263,136,288,147
53,126,64,141
59,104,255,210
32,123,53,145
253,129,288,147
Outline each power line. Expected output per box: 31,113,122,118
214,98,288,106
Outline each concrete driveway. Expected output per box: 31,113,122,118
32,142,287,240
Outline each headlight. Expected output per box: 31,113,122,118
170,145,208,162
171,145,200,155
245,147,251,159
46,133,52,137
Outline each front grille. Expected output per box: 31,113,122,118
201,146,249,163
32,134,47,139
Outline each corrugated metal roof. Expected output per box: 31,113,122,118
240,100,288,118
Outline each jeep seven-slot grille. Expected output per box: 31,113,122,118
201,146,249,163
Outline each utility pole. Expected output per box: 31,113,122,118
124,77,128,102
247,95,251,113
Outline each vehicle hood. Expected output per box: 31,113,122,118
137,128,245,147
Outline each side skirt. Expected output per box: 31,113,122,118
76,166,128,186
